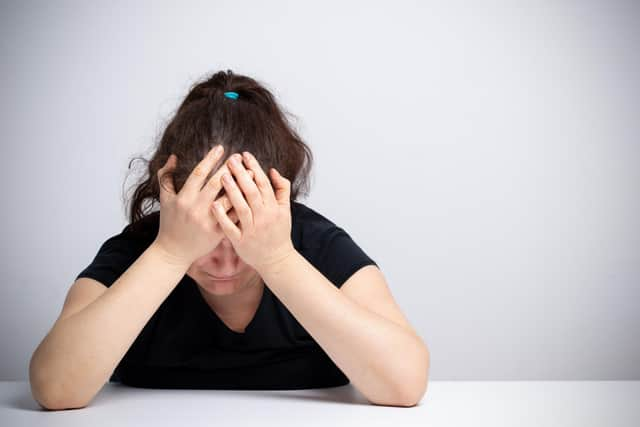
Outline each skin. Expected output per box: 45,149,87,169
153,146,429,406
207,149,429,406
29,145,427,410
174,149,282,333
153,145,272,332
186,241,264,332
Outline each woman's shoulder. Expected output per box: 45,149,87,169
291,200,343,249
97,211,159,255
291,199,335,224
74,212,159,287
290,200,378,288
124,211,160,242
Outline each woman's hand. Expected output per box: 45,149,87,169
152,145,255,266
212,151,296,272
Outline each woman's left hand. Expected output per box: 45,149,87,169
213,151,296,273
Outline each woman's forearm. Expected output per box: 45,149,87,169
257,251,429,407
29,243,190,410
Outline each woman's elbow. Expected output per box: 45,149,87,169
29,359,92,411
33,389,91,411
399,343,431,406
371,344,431,407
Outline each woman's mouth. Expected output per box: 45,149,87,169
207,273,239,280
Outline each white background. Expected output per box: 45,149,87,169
1,0,638,380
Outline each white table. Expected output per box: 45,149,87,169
1,380,638,426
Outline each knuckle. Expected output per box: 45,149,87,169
175,197,189,210
257,178,270,190
217,169,228,180
236,204,251,216
222,196,232,209
245,185,260,198
208,177,221,189
215,199,227,212
186,208,200,222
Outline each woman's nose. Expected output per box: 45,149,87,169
211,251,239,275
213,241,237,261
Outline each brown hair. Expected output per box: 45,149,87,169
123,69,313,227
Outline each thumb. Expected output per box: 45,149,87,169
270,168,291,206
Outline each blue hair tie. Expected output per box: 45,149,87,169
224,91,239,100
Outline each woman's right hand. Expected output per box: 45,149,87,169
152,145,253,266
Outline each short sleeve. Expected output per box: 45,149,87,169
75,225,148,288
313,226,379,289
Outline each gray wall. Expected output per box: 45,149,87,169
1,0,638,381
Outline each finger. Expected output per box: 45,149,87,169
200,162,231,208
157,154,178,205
200,164,255,207
270,168,291,207
210,194,233,215
213,198,241,242
214,209,241,233
212,194,231,215
182,145,225,201
212,199,239,230
242,151,277,206
221,170,254,229
227,154,264,214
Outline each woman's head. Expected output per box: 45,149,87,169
124,70,313,290
125,69,313,226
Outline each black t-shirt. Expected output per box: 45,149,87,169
75,200,378,390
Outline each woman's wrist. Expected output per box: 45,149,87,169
147,241,194,271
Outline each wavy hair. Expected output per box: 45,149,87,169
123,69,313,229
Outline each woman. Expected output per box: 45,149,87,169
29,70,430,410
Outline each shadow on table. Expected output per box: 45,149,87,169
234,384,371,406
6,392,43,411
6,383,370,412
